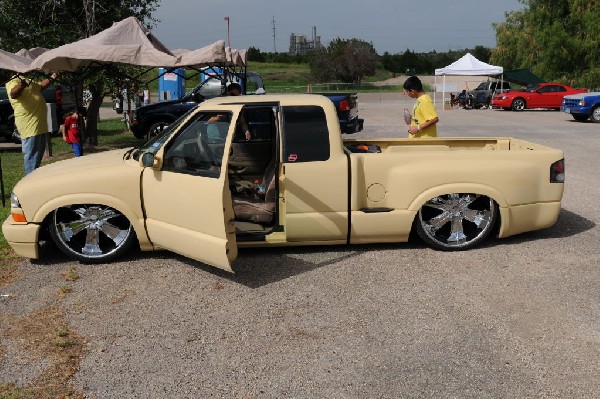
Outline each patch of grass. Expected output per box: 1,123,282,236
62,267,79,282
58,285,73,295
1,307,85,398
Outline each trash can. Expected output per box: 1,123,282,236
158,68,186,101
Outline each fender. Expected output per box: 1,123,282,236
32,193,153,249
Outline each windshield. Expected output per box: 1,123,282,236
525,84,541,92
133,109,196,160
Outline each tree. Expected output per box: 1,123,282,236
491,0,600,88
0,0,160,145
308,38,378,84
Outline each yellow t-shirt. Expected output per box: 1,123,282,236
410,93,438,138
5,77,49,139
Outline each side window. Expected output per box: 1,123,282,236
233,108,274,143
162,112,231,177
555,86,566,92
283,106,330,163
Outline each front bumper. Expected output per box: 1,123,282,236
2,217,41,259
560,105,589,115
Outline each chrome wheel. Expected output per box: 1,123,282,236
511,98,526,111
591,107,600,123
416,194,497,250
49,205,136,262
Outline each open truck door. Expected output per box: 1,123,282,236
140,105,244,272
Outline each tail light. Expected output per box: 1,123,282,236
339,99,350,111
550,159,565,183
55,87,63,105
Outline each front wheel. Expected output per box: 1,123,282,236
511,98,526,111
49,205,137,263
591,106,600,123
416,193,497,250
572,114,589,122
147,120,170,140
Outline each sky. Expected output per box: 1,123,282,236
151,0,525,54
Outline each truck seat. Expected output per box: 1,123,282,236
232,157,276,224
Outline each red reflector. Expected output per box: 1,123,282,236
339,99,350,111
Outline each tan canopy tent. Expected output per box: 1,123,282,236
0,17,247,74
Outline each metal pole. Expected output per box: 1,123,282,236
224,16,231,48
0,153,5,207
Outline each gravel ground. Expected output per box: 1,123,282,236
1,92,599,398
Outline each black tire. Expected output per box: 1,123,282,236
49,205,137,263
590,106,600,123
572,114,589,122
416,193,498,251
146,120,170,140
511,98,526,111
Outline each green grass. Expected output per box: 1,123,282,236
0,119,135,252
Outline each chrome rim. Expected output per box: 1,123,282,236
513,99,525,111
592,107,600,122
419,194,495,248
52,205,133,259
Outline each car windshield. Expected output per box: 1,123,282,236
525,84,541,92
133,110,195,160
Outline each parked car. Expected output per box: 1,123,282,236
3,94,565,272
561,92,600,123
491,83,588,111
468,80,511,109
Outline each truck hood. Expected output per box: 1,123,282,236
138,95,194,111
563,92,600,100
22,148,132,181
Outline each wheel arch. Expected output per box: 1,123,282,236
34,194,152,250
406,183,509,234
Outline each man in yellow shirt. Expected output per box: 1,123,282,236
6,72,58,174
403,76,439,138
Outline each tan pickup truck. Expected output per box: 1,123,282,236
3,94,565,272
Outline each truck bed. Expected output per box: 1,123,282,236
343,137,553,152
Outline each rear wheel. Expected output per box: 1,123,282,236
416,193,497,250
511,98,526,111
49,205,136,263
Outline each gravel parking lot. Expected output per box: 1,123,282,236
1,92,599,398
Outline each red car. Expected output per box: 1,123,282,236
491,83,588,111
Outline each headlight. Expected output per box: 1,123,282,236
580,100,585,106
10,192,21,208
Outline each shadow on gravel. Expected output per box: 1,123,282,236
27,209,591,286
179,241,425,288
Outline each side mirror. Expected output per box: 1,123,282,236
140,152,158,168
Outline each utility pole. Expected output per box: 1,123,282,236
272,16,276,53
224,16,231,48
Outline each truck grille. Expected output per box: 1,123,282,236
563,98,580,107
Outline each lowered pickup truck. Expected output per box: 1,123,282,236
3,94,565,272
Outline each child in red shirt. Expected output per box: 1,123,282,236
63,108,85,157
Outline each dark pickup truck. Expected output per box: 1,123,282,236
315,92,364,135
130,74,364,140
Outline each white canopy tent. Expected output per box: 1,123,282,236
434,53,503,109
